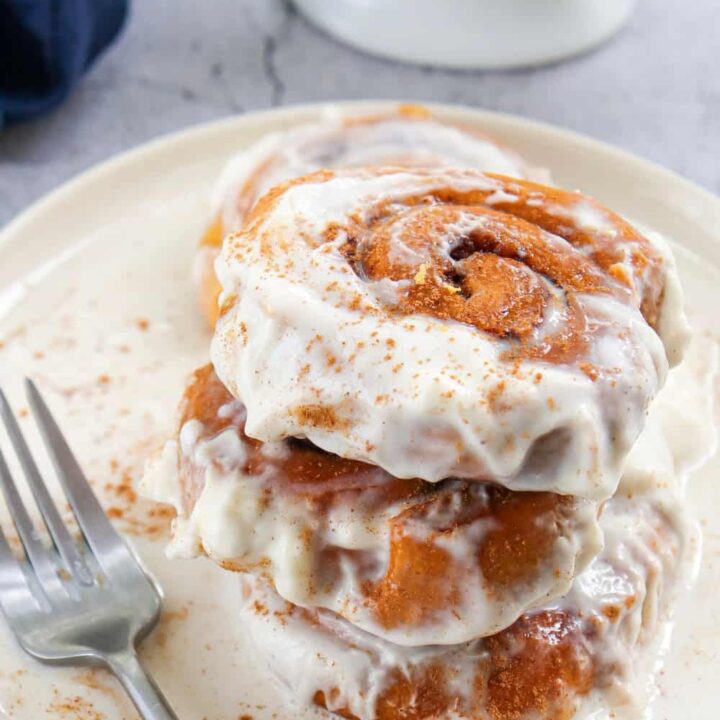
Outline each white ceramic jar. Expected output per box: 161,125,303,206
292,0,637,70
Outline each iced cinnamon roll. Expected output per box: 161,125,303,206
238,483,688,720
235,335,718,720
149,365,601,646
196,105,537,326
212,168,688,500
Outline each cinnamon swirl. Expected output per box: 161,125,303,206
212,168,688,500
196,105,536,327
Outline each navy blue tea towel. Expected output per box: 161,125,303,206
0,0,128,127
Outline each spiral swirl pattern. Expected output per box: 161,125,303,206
196,105,534,326
212,168,686,499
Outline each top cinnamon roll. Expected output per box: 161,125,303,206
212,168,688,499
197,105,536,326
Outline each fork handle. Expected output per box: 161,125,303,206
106,650,179,720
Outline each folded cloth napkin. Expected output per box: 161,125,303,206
0,0,128,127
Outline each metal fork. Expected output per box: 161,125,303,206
0,380,178,720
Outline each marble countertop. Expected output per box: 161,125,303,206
0,0,717,227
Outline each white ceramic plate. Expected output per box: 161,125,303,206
0,102,718,720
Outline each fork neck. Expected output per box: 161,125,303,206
105,650,179,720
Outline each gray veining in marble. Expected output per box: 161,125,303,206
0,0,718,227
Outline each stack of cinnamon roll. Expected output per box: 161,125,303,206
145,107,700,719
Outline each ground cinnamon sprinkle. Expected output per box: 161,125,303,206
153,605,191,649
48,688,106,720
305,334,323,352
579,362,600,381
486,380,510,412
103,466,173,538
253,601,269,616
73,669,133,715
291,404,350,431
114,470,137,504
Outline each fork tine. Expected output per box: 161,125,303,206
24,379,137,578
0,521,46,615
0,389,93,587
0,444,65,595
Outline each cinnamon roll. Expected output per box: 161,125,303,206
212,168,688,500
238,484,688,720
152,365,600,646
196,105,537,327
